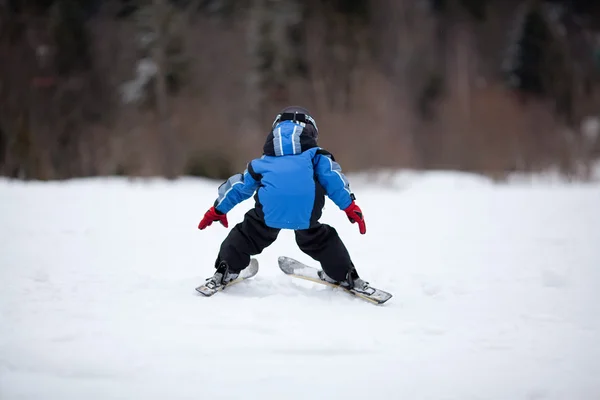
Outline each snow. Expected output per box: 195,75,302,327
120,58,158,104
1,171,600,400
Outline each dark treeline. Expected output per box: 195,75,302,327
1,0,600,180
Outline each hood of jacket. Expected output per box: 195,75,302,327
263,121,318,156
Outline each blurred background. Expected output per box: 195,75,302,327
1,0,600,181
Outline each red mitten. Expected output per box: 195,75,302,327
344,201,366,234
198,207,228,230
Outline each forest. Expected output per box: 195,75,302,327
1,0,600,180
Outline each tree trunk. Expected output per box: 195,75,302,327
152,0,176,179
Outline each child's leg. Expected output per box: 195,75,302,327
215,208,280,273
294,223,354,282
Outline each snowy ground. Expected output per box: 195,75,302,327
1,171,600,400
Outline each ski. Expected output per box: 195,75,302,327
195,258,259,297
278,256,392,305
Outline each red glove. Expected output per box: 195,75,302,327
198,207,228,230
344,201,366,234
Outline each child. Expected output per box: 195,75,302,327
197,106,369,291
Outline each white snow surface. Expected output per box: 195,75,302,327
1,172,600,400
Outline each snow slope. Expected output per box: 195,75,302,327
1,172,599,400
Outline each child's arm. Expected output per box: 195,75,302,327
214,163,260,214
198,162,260,230
313,150,354,209
313,149,366,234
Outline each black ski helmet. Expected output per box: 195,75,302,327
271,106,318,139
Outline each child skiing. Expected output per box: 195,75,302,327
197,106,370,294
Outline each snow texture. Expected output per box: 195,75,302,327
1,171,600,400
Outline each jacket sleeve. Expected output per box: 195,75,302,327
313,150,354,210
213,162,260,214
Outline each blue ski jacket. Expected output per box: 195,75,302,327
213,120,355,230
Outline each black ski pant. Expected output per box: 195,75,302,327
215,208,354,282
